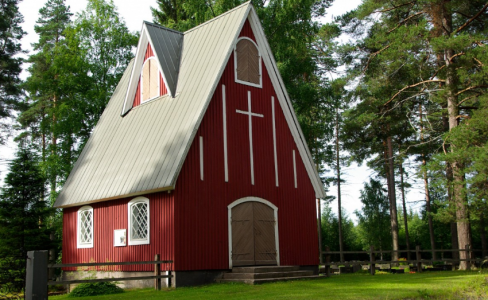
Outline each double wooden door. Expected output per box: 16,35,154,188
231,201,277,266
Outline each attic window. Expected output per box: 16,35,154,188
141,57,160,102
235,37,262,88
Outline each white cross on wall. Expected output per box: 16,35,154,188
236,91,263,185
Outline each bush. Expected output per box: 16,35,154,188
69,282,123,297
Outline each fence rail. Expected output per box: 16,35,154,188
26,251,172,299
321,245,484,276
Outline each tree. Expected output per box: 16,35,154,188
355,178,391,259
21,0,73,200
0,147,52,291
0,0,24,146
341,0,488,269
73,0,138,129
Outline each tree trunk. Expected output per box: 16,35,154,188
399,162,410,260
481,214,487,258
335,108,344,263
383,127,399,263
419,105,436,260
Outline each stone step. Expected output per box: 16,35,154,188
223,270,314,280
218,275,324,285
231,265,299,273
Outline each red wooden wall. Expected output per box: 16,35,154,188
173,19,319,271
132,43,168,107
62,192,174,271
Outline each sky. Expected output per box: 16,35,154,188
1,0,425,222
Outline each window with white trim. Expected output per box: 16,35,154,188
77,206,93,248
128,197,150,245
141,57,160,102
234,37,262,88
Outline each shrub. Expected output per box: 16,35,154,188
69,282,123,297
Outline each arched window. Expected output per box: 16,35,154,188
141,57,160,102
77,206,93,248
128,197,150,245
234,37,262,87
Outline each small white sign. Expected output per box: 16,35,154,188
114,229,126,247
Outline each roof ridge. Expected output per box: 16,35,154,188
184,1,251,34
143,21,183,35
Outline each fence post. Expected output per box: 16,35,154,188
25,250,48,300
369,246,375,276
466,245,471,271
154,254,161,290
168,269,172,288
416,245,422,273
325,246,330,277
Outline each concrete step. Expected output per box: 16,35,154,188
231,265,299,273
223,270,314,280
218,275,324,285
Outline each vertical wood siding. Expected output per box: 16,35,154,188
132,43,168,108
173,20,318,271
62,191,174,271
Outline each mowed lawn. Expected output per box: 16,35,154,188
51,271,488,300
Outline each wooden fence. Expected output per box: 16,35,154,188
321,245,484,276
47,254,173,290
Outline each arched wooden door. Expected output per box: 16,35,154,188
230,200,278,267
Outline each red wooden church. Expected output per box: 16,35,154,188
54,2,325,287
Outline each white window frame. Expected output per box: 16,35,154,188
128,197,150,246
140,57,161,103
234,37,262,88
77,205,94,249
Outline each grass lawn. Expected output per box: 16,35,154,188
51,271,488,300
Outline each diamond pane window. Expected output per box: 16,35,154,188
77,206,93,248
128,197,150,245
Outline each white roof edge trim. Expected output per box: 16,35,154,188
171,3,252,188
57,185,175,209
247,7,326,198
122,24,149,116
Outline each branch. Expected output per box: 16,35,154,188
387,11,424,34
430,65,445,80
474,57,484,67
384,79,446,106
454,85,488,97
456,115,471,119
454,3,488,34
362,44,390,74
449,52,465,62
378,1,415,13
458,94,480,106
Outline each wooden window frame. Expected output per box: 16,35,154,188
77,206,94,249
140,57,161,103
234,37,262,88
128,197,150,246
227,197,280,269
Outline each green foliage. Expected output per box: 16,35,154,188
355,178,391,252
0,0,25,145
69,282,123,297
0,147,53,290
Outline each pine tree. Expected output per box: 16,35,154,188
0,147,52,291
0,0,24,146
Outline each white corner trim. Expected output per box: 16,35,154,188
227,197,280,269
293,150,297,189
128,197,150,246
222,85,229,182
236,91,264,185
77,205,94,249
234,37,262,88
199,136,204,181
272,96,279,187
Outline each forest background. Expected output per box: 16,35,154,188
0,0,487,291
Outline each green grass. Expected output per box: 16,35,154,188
51,271,488,300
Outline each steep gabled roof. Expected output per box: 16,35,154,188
54,2,325,208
